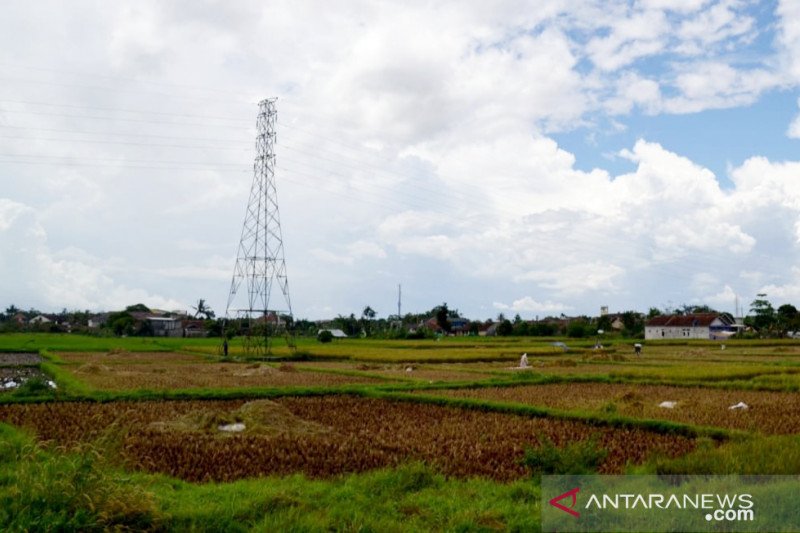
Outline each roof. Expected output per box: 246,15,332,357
319,329,348,338
645,313,726,328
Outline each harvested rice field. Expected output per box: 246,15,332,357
424,383,800,434
58,353,387,390
0,396,695,482
294,361,497,382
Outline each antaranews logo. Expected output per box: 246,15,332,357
549,487,581,518
543,475,800,533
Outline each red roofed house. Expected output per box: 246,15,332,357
644,313,737,340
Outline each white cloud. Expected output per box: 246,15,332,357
0,197,186,311
639,0,709,14
674,0,755,55
702,284,739,310
777,0,800,81
788,98,800,138
759,267,800,305
605,72,662,115
1,1,800,320
347,240,387,260
310,240,387,265
586,9,669,71
493,297,572,314
516,262,626,295
663,62,782,113
0,198,32,231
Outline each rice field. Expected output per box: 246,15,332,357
0,396,696,482
64,358,387,390
3,334,800,531
423,383,800,434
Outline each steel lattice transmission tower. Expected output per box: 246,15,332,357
224,98,294,356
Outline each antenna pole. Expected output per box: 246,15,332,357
398,284,401,319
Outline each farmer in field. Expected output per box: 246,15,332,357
223,339,229,357
634,343,642,357
519,352,528,368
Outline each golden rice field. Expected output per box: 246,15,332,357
294,361,497,382
56,352,387,390
0,396,695,482
425,383,800,434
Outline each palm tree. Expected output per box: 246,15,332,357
192,299,215,320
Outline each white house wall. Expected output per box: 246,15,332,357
644,326,711,340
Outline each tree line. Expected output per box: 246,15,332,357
1,294,799,339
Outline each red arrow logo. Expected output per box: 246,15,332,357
549,487,581,518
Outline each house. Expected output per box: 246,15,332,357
644,313,737,340
318,329,348,338
88,313,109,329
28,315,52,325
147,316,183,337
182,319,208,338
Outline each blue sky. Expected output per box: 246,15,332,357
555,89,800,186
1,0,800,321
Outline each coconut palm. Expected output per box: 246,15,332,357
192,299,215,319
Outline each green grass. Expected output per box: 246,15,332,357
642,434,800,476
0,423,162,531
0,422,539,532
152,463,539,532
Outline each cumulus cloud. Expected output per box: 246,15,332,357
663,62,782,113
674,0,755,55
0,197,185,311
703,283,738,304
586,8,669,72
2,1,800,319
759,267,800,305
310,240,387,265
777,0,800,81
493,297,572,314
788,98,800,138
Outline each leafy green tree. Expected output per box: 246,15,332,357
434,303,451,333
333,314,359,336
647,307,662,319
360,305,376,336
777,304,800,335
497,319,513,336
512,319,530,336
468,321,482,336
125,303,150,313
749,294,776,332
567,321,588,338
107,311,135,336
620,311,644,337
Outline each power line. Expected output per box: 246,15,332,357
0,61,257,102
0,124,247,145
0,107,250,129
0,99,251,124
0,133,250,152
0,75,255,105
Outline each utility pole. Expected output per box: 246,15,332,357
224,98,294,357
398,284,402,319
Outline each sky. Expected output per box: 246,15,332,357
1,0,800,321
